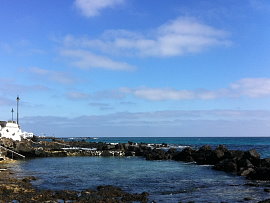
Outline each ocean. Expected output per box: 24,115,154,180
10,137,270,203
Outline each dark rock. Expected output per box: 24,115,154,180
193,145,217,165
167,148,177,154
121,191,149,202
261,158,270,167
244,149,260,166
224,150,244,160
239,168,255,176
244,197,253,201
102,144,115,150
247,167,270,180
53,190,78,201
21,176,37,182
264,188,270,193
237,158,254,169
213,159,238,173
172,147,195,162
100,151,113,156
135,148,145,156
213,148,225,159
199,145,212,151
145,149,171,160
125,151,136,156
258,199,270,203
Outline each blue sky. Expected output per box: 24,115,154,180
1,0,270,137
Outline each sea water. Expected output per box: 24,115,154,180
11,137,270,203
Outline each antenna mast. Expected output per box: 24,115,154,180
16,96,20,125
11,108,14,122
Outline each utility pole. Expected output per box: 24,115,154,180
16,96,20,125
11,108,14,122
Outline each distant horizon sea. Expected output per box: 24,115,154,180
11,137,270,203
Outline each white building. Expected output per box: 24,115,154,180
0,121,33,141
0,97,34,141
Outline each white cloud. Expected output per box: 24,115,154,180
62,17,231,57
229,78,270,98
121,87,221,101
27,67,75,84
60,49,135,71
129,88,195,100
67,78,270,102
119,78,270,101
74,0,125,17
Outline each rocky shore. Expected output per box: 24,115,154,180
1,136,270,202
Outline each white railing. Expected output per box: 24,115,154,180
0,145,25,159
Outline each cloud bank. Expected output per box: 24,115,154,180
59,17,231,71
62,17,231,58
121,78,270,101
66,78,270,101
21,110,270,137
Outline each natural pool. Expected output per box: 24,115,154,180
11,156,270,202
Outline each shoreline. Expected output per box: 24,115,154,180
1,137,270,202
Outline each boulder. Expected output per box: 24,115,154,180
145,149,170,160
237,158,254,169
0,138,16,149
258,199,270,203
261,158,270,167
243,149,260,166
239,168,255,176
213,159,238,173
125,151,136,156
224,150,244,161
247,167,270,180
264,189,270,193
172,147,195,162
100,151,113,156
192,145,215,165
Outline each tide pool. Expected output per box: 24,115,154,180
12,156,270,203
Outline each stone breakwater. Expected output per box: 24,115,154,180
146,145,270,181
1,137,270,181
